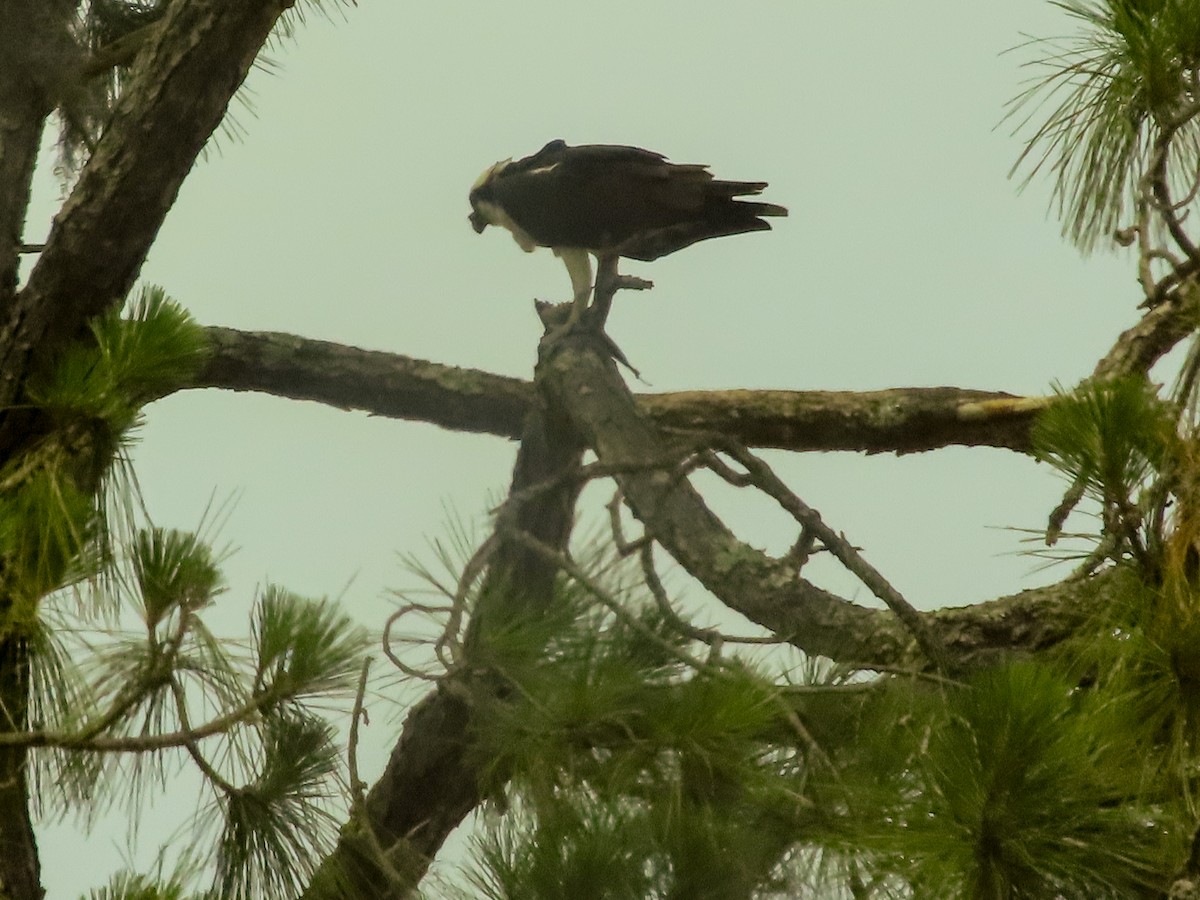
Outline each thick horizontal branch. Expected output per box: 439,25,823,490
647,387,1037,454
190,327,1040,454
195,327,532,439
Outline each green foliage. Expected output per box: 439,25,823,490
833,663,1172,898
0,287,209,612
251,585,370,705
8,516,370,900
1009,0,1200,250
468,795,658,900
28,284,210,432
83,868,198,900
469,588,774,793
213,715,342,900
463,572,1195,899
132,528,223,630
194,589,367,899
463,582,816,899
0,469,95,609
1032,377,1178,504
459,529,1199,898
1055,565,1200,804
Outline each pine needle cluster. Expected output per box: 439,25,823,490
1009,0,1200,252
446,550,1197,898
1,287,370,899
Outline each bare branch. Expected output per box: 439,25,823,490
539,326,1112,671
184,326,1041,455
540,327,918,667
1149,102,1200,278
0,684,284,752
704,436,950,673
348,658,371,806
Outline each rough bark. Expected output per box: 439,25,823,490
1093,280,1200,379
304,336,589,899
194,327,534,440
183,327,1040,454
540,331,915,663
643,385,1036,454
0,3,288,898
539,329,1096,673
0,0,74,310
0,0,291,451
301,324,1119,897
0,637,40,900
0,5,76,897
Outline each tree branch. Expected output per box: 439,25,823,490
0,0,74,311
298,320,1109,898
1149,101,1200,281
305,328,590,898
1094,279,1200,379
193,326,533,440
185,326,1041,454
538,328,1094,672
0,6,84,896
702,435,950,672
537,329,904,663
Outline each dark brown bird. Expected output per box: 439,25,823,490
468,140,787,317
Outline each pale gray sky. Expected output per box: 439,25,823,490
27,2,1144,895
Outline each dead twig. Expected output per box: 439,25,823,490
702,435,951,674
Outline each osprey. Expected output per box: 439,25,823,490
468,140,787,320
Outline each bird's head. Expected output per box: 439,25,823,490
468,159,510,234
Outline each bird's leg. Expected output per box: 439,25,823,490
583,255,646,380
556,248,594,330
537,254,647,380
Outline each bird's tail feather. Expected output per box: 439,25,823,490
740,200,788,217
712,179,768,196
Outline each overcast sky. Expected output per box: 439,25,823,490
26,1,1146,895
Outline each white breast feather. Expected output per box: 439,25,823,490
475,199,538,253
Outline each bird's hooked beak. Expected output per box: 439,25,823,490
468,209,488,234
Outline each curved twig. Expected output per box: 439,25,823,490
1150,122,1200,275
381,601,454,681
702,435,951,674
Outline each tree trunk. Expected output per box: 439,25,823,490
0,638,40,900
305,342,588,898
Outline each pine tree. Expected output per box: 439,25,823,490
7,1,1200,899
